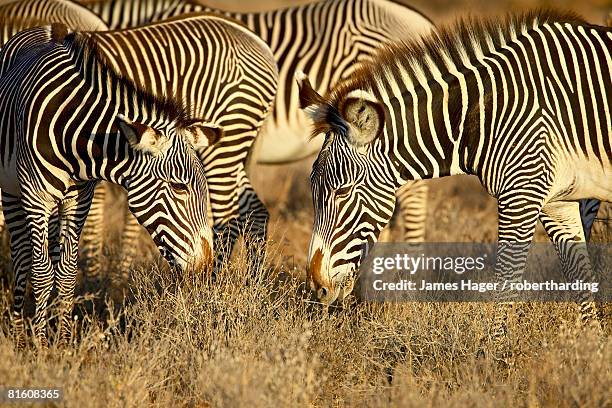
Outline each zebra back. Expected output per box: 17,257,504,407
152,0,436,163
89,12,278,159
76,0,433,163
0,0,108,45
78,0,187,29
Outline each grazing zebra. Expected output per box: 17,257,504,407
299,11,609,343
76,0,434,275
0,24,219,347
73,13,278,278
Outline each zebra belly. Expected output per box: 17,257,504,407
256,124,324,164
553,159,612,202
0,153,19,196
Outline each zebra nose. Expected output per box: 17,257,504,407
193,238,213,274
308,249,334,302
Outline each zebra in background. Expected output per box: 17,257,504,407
75,0,435,274
74,13,278,278
78,0,183,29
0,24,220,347
298,10,609,350
0,0,107,35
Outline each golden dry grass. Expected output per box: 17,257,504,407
0,0,611,406
0,171,610,407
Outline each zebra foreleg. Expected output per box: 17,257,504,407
21,194,56,349
212,218,240,277
540,201,601,330
237,181,269,276
489,195,542,361
396,180,428,242
378,181,427,243
208,174,242,277
117,208,144,282
79,183,106,280
55,184,95,346
2,193,32,350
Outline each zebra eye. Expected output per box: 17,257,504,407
170,182,189,194
335,185,352,198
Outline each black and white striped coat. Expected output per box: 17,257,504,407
300,11,610,330
0,24,219,347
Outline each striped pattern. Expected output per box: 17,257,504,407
77,0,435,246
0,0,108,241
302,11,610,335
0,25,216,346
0,0,107,39
79,13,278,277
79,0,185,29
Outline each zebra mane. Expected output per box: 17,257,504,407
62,31,193,128
324,9,588,111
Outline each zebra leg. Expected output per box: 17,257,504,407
55,184,95,345
21,195,56,348
48,206,60,265
213,216,240,277
79,183,106,280
396,180,428,242
2,193,31,350
579,198,601,242
237,173,269,275
209,173,241,277
378,181,428,242
489,195,542,360
117,208,143,282
540,201,601,329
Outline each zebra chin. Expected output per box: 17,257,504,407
307,248,357,305
157,231,214,274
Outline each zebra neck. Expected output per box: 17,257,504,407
390,50,505,183
388,77,466,182
88,129,133,188
64,39,177,187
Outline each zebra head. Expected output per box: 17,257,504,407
117,114,222,272
298,74,398,304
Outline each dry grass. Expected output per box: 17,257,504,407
0,171,610,407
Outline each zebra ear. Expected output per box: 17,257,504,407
182,120,224,148
296,71,325,119
340,90,385,147
117,114,169,155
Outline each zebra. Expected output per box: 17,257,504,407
0,0,107,36
0,23,220,347
298,10,609,346
67,13,278,279
0,0,108,237
75,0,435,273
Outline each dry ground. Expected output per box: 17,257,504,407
0,0,611,407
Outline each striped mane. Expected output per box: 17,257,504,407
317,8,588,134
62,30,193,128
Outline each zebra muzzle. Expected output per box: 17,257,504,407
307,249,340,304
